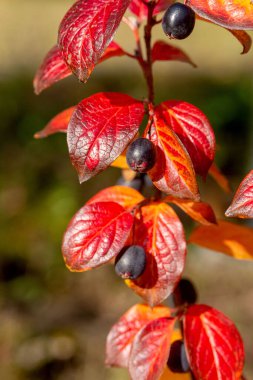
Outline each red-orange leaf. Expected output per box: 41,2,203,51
228,29,252,54
33,45,71,95
209,162,231,193
225,170,253,219
165,196,217,225
186,0,253,30
129,0,174,21
148,115,199,200
34,106,76,139
105,304,170,368
156,101,215,178
129,317,176,380
189,220,253,260
87,185,144,211
99,41,126,63
183,305,244,380
58,0,131,82
152,40,196,67
62,201,133,271
126,202,186,307
67,92,145,183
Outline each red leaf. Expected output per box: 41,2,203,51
183,305,244,380
225,170,253,219
34,106,76,139
62,201,133,271
186,0,253,30
99,41,126,63
148,114,199,200
156,101,215,178
227,29,252,54
105,304,170,368
33,45,71,95
126,202,186,307
129,317,176,380
67,92,145,183
129,0,174,21
87,185,144,211
164,196,217,225
58,0,131,82
209,162,231,193
152,40,196,67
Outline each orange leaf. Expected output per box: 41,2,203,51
228,29,252,54
148,115,199,200
110,153,129,169
209,162,231,193
186,0,253,30
226,170,253,219
126,202,186,306
164,196,217,225
105,303,170,368
189,220,253,260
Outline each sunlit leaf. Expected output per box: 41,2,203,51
62,201,133,271
129,0,174,21
87,185,144,210
156,100,215,178
152,40,196,67
189,220,253,260
184,304,244,380
106,303,170,368
58,0,131,82
67,92,144,183
99,41,126,62
226,170,253,219
34,106,76,139
126,202,186,307
129,317,176,380
209,162,231,193
148,114,199,200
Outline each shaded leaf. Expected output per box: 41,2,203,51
156,100,215,178
67,92,144,183
126,202,186,307
225,170,253,219
186,0,253,30
129,317,176,380
105,304,170,368
183,304,244,380
152,40,196,67
148,115,199,200
33,45,71,95
58,0,131,82
62,201,133,271
189,220,253,260
129,0,174,21
87,185,144,211
209,162,231,193
165,196,217,225
34,106,76,139
99,41,126,62
228,29,252,54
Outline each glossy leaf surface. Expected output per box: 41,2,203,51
152,40,196,67
87,185,144,210
129,0,174,21
186,0,253,30
225,170,253,219
189,220,253,260
58,0,131,82
34,106,76,139
148,115,199,200
165,196,217,225
184,305,244,380
62,201,133,271
156,101,215,178
106,304,170,368
129,317,175,380
126,202,186,306
67,92,144,182
33,45,71,95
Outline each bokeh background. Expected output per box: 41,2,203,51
1,1,253,379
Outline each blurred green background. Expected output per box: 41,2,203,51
0,1,253,379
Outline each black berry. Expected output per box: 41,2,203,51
126,138,156,173
162,3,195,40
167,340,190,373
174,278,198,306
115,245,146,279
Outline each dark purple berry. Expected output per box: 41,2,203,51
167,340,190,373
174,278,197,306
162,3,195,40
126,138,156,173
115,245,146,279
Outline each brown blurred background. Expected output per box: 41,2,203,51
0,1,253,379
